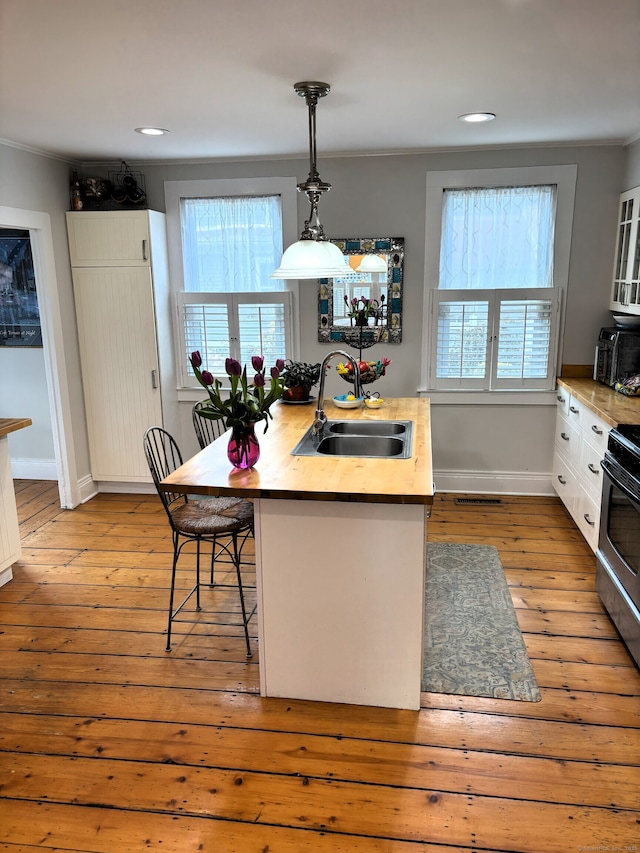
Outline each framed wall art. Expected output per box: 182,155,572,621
0,228,42,347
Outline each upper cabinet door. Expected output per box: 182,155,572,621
610,187,640,315
66,211,151,267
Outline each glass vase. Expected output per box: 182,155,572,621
227,423,260,469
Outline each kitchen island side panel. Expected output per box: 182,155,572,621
254,497,427,710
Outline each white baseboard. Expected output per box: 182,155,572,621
97,482,156,495
0,566,13,587
77,475,98,505
10,458,58,480
434,470,554,496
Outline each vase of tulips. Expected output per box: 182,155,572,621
189,351,285,469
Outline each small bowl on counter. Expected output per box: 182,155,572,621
364,397,385,409
333,394,364,409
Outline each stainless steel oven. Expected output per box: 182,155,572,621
596,425,640,667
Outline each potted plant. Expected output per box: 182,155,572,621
280,359,322,402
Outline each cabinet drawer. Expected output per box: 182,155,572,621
555,388,570,417
575,486,600,552
581,412,610,455
566,395,582,424
578,439,605,500
554,413,581,466
552,452,579,514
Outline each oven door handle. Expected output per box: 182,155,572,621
600,457,640,504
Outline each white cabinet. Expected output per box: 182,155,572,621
67,211,151,267
552,390,610,551
610,186,640,314
66,211,177,483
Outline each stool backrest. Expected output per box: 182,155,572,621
192,402,227,449
143,427,187,522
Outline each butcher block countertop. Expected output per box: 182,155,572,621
557,378,640,428
0,418,32,438
162,397,433,506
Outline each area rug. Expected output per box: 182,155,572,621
422,543,541,701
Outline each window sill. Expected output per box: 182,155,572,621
417,389,558,405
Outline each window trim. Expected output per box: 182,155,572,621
164,177,300,389
420,164,577,396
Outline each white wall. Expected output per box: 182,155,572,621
0,137,632,494
133,145,623,491
0,144,91,485
623,138,640,191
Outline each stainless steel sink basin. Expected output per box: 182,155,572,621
291,420,413,458
317,435,406,457
328,421,407,436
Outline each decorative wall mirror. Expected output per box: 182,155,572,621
318,237,404,344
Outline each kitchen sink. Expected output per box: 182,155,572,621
328,421,407,436
291,420,413,458
317,435,406,457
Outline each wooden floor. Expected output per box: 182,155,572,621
1,482,639,852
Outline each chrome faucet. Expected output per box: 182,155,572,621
313,349,362,436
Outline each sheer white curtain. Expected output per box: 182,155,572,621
439,185,556,290
181,195,284,293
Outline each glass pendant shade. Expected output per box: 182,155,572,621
356,254,387,274
271,238,349,280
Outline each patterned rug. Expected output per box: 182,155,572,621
422,543,541,701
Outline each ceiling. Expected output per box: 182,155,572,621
1,0,639,164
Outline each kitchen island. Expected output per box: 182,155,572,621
0,418,32,587
162,398,433,710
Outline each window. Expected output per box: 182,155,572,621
422,166,577,394
165,178,298,388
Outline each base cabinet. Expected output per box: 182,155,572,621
552,389,610,551
66,211,177,484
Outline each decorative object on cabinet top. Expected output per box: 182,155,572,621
74,161,148,211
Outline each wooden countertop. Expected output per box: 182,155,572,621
0,418,32,438
162,397,434,505
557,378,640,428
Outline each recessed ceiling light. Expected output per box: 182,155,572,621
458,112,496,123
135,127,170,136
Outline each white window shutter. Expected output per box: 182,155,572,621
178,293,233,386
430,290,491,389
492,289,560,390
178,291,292,387
236,292,292,368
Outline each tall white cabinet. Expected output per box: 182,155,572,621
66,211,177,484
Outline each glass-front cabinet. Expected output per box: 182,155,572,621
610,186,640,314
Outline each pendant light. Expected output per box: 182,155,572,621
271,81,349,280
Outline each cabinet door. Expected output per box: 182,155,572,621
66,211,150,267
610,187,640,314
73,267,162,481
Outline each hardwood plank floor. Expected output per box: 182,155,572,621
1,482,638,852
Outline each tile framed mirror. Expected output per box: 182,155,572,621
318,237,404,344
